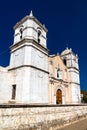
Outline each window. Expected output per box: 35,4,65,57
50,60,53,65
20,28,23,39
57,68,62,79
63,59,67,66
38,30,41,43
12,85,16,100
57,68,60,78
37,27,42,44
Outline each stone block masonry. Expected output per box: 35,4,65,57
0,104,87,130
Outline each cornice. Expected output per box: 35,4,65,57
68,67,79,71
10,38,49,55
69,82,80,85
14,15,48,33
49,76,68,84
8,65,49,74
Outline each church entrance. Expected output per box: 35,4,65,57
56,89,62,104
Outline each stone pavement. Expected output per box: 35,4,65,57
57,117,87,130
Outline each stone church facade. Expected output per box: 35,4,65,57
0,11,81,104
48,49,81,104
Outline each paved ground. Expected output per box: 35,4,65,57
57,118,87,130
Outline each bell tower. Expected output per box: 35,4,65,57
9,11,49,104
61,48,81,103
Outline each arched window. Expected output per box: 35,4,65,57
20,28,23,40
57,68,62,79
19,25,24,40
38,30,41,43
37,27,42,43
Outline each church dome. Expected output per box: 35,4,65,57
61,48,72,55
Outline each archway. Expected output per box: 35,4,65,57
56,89,62,104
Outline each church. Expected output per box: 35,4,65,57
0,11,81,104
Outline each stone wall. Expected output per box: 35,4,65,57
0,104,87,130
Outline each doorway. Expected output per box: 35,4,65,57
56,89,62,104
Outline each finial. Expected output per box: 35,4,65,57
76,54,78,57
29,10,33,17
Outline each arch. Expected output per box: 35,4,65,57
54,85,65,104
56,89,62,104
37,27,42,43
54,85,64,95
20,28,23,39
19,25,24,40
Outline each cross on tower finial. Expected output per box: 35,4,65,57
29,10,33,17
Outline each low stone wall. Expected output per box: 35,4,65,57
0,104,87,130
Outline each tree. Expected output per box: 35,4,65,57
81,90,87,103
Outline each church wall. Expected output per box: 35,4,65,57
10,47,25,68
9,68,25,103
64,85,69,103
9,66,48,104
49,56,68,81
69,69,80,83
23,46,31,65
48,56,72,104
6,67,31,103
10,42,48,70
29,67,48,103
30,46,48,71
0,68,12,103
71,83,81,103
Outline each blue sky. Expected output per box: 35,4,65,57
0,0,87,91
